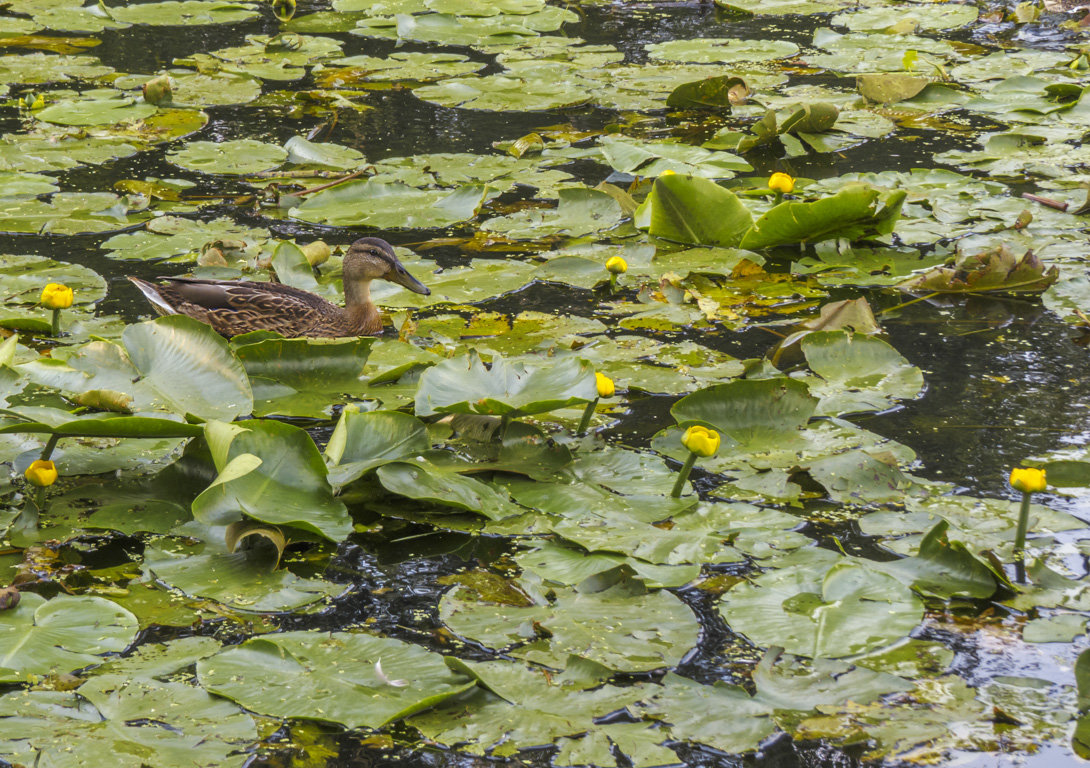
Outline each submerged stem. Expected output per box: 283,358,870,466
670,452,697,498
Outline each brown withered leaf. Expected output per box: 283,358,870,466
897,245,1059,295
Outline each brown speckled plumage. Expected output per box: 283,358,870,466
128,237,430,338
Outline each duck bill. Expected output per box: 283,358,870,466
393,269,431,295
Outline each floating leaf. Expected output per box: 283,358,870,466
198,631,476,728
0,593,137,681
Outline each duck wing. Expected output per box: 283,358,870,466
149,277,338,337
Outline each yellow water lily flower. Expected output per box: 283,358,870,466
40,283,73,310
768,172,795,195
595,373,615,398
1009,467,1046,494
659,169,677,177
24,459,57,487
605,256,627,275
681,425,720,458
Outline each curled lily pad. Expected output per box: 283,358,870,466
194,419,351,541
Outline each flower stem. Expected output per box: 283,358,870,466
1014,491,1032,583
671,452,697,498
577,398,599,435
50,308,61,337
773,192,784,205
608,274,618,294
40,434,59,461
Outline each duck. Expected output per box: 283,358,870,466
128,237,431,338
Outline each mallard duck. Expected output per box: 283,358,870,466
129,237,430,338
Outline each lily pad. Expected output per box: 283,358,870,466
720,558,923,658
197,630,476,728
415,352,596,418
290,179,489,228
0,593,138,681
193,419,352,541
0,675,256,768
441,575,700,672
168,139,288,175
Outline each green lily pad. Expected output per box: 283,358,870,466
599,136,752,179
0,674,256,768
35,91,156,126
0,593,138,681
646,37,798,63
168,139,288,175
197,630,476,728
482,186,625,240
720,558,923,658
325,409,431,486
0,253,106,305
801,330,924,415
144,537,342,613
193,419,351,541
108,0,260,26
636,173,753,247
441,575,700,672
290,179,489,228
0,191,151,235
415,352,596,418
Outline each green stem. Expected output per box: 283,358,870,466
34,486,45,511
670,452,698,498
577,397,599,435
773,192,784,205
608,274,618,294
50,308,61,337
40,434,59,461
499,414,511,442
1014,491,1032,583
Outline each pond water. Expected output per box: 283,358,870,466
1,0,1090,766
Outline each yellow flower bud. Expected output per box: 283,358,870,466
681,425,720,458
1009,467,1046,494
768,172,795,195
141,75,172,106
659,169,676,177
595,373,615,398
24,459,57,487
605,256,627,275
40,283,73,310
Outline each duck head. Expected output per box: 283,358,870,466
343,237,431,295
